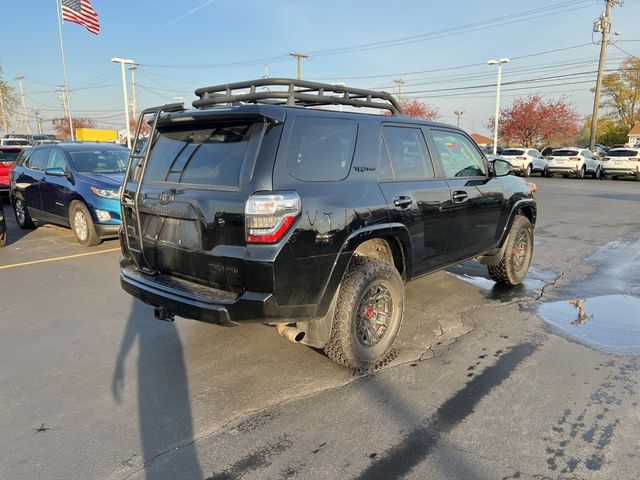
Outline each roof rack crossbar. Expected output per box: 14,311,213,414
192,78,402,115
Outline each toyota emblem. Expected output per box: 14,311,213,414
159,190,174,205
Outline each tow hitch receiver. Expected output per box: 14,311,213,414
154,306,175,322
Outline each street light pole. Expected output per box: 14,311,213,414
454,110,465,127
15,76,32,136
488,58,509,156
112,57,134,148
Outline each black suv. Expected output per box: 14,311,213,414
119,79,536,368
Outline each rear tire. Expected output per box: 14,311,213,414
487,216,533,287
635,172,640,182
13,197,35,229
545,169,553,178
324,257,404,369
523,164,532,177
576,165,585,179
591,166,601,179
70,201,100,247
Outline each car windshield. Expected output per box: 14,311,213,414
552,149,579,157
69,149,130,174
4,140,29,146
501,149,525,156
608,149,639,157
0,151,19,161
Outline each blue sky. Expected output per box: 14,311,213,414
2,0,640,136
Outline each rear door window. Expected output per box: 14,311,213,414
430,130,487,177
144,124,253,187
285,117,357,182
381,126,434,180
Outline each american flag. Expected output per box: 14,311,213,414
61,0,100,35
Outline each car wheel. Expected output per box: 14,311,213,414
576,165,586,179
635,172,640,182
13,197,35,229
612,175,619,180
487,215,533,287
562,174,569,178
591,166,601,179
70,201,100,247
523,164,532,177
324,256,404,369
545,168,553,178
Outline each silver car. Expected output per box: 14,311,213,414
500,148,548,177
546,148,602,179
601,147,640,181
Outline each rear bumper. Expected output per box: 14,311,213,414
602,167,637,176
120,259,317,325
548,166,579,174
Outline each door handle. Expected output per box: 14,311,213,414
452,191,468,202
393,196,413,208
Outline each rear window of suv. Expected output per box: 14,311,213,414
501,149,525,156
143,124,252,187
608,149,639,157
552,150,579,156
285,117,357,182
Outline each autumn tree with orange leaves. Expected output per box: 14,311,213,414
488,95,580,147
385,98,440,120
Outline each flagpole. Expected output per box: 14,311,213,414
56,0,75,141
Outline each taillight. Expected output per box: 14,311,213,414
548,156,554,160
602,157,610,161
516,156,527,160
245,192,301,244
569,157,581,161
0,161,14,167
631,158,640,162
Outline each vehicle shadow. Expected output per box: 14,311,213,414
1,198,32,246
113,300,203,479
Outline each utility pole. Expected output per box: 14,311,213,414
488,58,509,156
0,86,8,135
129,63,138,120
58,85,72,139
33,108,43,134
589,0,622,150
112,57,134,148
288,52,309,80
15,76,32,136
393,79,405,99
454,110,465,127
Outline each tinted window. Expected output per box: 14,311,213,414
144,124,252,186
4,139,30,146
552,149,579,157
0,151,19,162
431,130,487,177
46,149,68,171
69,149,130,174
608,149,640,157
285,117,356,182
27,148,48,170
501,149,525,156
15,148,32,166
381,126,434,180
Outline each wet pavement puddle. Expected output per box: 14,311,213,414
538,295,640,356
448,264,557,302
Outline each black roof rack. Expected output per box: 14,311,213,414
192,78,402,115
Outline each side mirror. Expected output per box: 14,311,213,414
45,167,67,177
492,158,512,177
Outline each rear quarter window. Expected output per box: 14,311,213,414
285,117,357,182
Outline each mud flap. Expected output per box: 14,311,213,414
296,290,339,349
475,242,507,266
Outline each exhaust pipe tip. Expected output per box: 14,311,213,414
276,324,305,343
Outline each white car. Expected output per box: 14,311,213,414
546,147,602,179
499,148,548,177
0,138,30,146
601,147,640,181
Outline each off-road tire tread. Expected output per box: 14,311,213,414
487,215,533,287
324,256,404,369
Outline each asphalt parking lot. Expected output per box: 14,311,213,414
1,177,639,480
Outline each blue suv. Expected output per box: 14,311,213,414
10,142,129,246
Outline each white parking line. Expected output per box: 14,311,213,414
0,247,120,270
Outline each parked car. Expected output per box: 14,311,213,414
540,146,561,159
546,147,602,179
601,147,640,181
10,142,129,246
0,200,6,247
499,148,548,177
0,146,25,196
0,138,30,146
118,78,537,369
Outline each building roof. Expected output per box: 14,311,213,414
471,133,493,145
629,123,640,136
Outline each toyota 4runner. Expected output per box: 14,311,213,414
119,79,536,369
